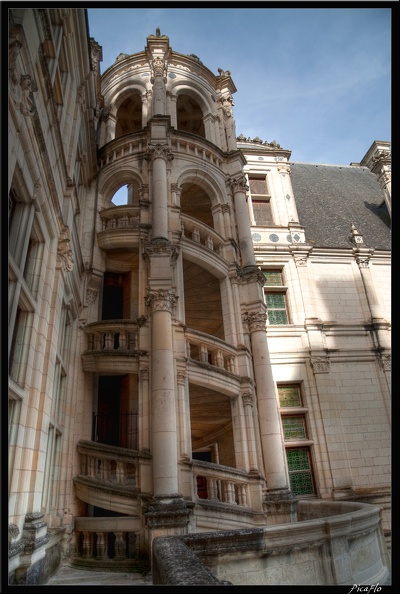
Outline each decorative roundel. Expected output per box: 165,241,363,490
252,233,262,242
269,234,279,242
258,157,264,160
286,234,292,242
168,73,177,78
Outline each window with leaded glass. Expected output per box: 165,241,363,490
278,385,302,408
263,270,289,325
282,416,307,440
248,175,273,225
278,384,315,496
286,448,315,496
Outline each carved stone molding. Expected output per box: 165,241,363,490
237,265,266,287
229,174,249,193
143,238,179,262
380,354,391,372
356,257,370,269
242,311,268,332
140,367,149,381
144,143,173,162
145,289,178,314
57,227,74,272
150,53,168,80
221,203,230,214
177,371,187,384
278,165,291,176
218,94,234,117
241,391,253,407
294,256,308,267
310,357,330,374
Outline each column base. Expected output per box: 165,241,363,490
144,496,193,530
263,489,298,525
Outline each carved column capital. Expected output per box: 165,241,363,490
241,391,254,407
229,174,249,193
145,289,178,314
310,357,330,374
242,311,268,332
144,143,173,162
143,238,179,262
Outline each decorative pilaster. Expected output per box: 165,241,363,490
241,391,259,473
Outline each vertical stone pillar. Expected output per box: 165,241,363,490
229,175,257,269
145,288,179,498
144,143,173,240
243,310,289,492
177,370,191,461
241,391,259,473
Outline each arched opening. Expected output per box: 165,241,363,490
180,183,214,228
176,94,205,138
189,384,235,468
115,93,142,137
183,259,224,339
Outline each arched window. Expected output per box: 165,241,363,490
176,95,205,138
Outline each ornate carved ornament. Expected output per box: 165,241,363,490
310,357,330,374
140,367,149,381
241,391,254,407
9,40,37,117
356,257,370,269
229,174,249,193
150,55,167,80
143,238,179,262
294,256,308,267
349,223,364,246
218,94,234,117
144,143,174,162
57,227,74,272
242,311,268,332
237,265,266,287
145,289,178,314
380,354,391,372
177,370,187,384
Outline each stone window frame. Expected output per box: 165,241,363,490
262,268,290,325
277,383,316,497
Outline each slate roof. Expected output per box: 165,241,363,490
289,163,391,250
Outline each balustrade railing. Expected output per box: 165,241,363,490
77,440,151,488
99,205,140,231
186,329,237,374
193,461,250,507
181,214,225,257
84,320,140,353
73,515,145,567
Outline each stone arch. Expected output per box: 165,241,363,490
114,91,143,137
176,94,205,138
98,167,143,206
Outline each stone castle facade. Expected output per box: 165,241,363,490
8,8,391,585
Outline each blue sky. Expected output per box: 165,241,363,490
87,7,391,166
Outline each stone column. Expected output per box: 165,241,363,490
145,288,179,498
241,391,259,473
243,310,289,492
229,175,257,269
144,143,173,240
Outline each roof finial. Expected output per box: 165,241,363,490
156,27,161,36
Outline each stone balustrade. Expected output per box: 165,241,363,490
193,460,251,507
186,329,237,374
99,205,140,230
84,320,140,353
72,515,146,570
181,214,225,258
77,440,145,486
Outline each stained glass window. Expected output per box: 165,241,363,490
278,385,302,408
286,448,315,495
282,416,307,440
